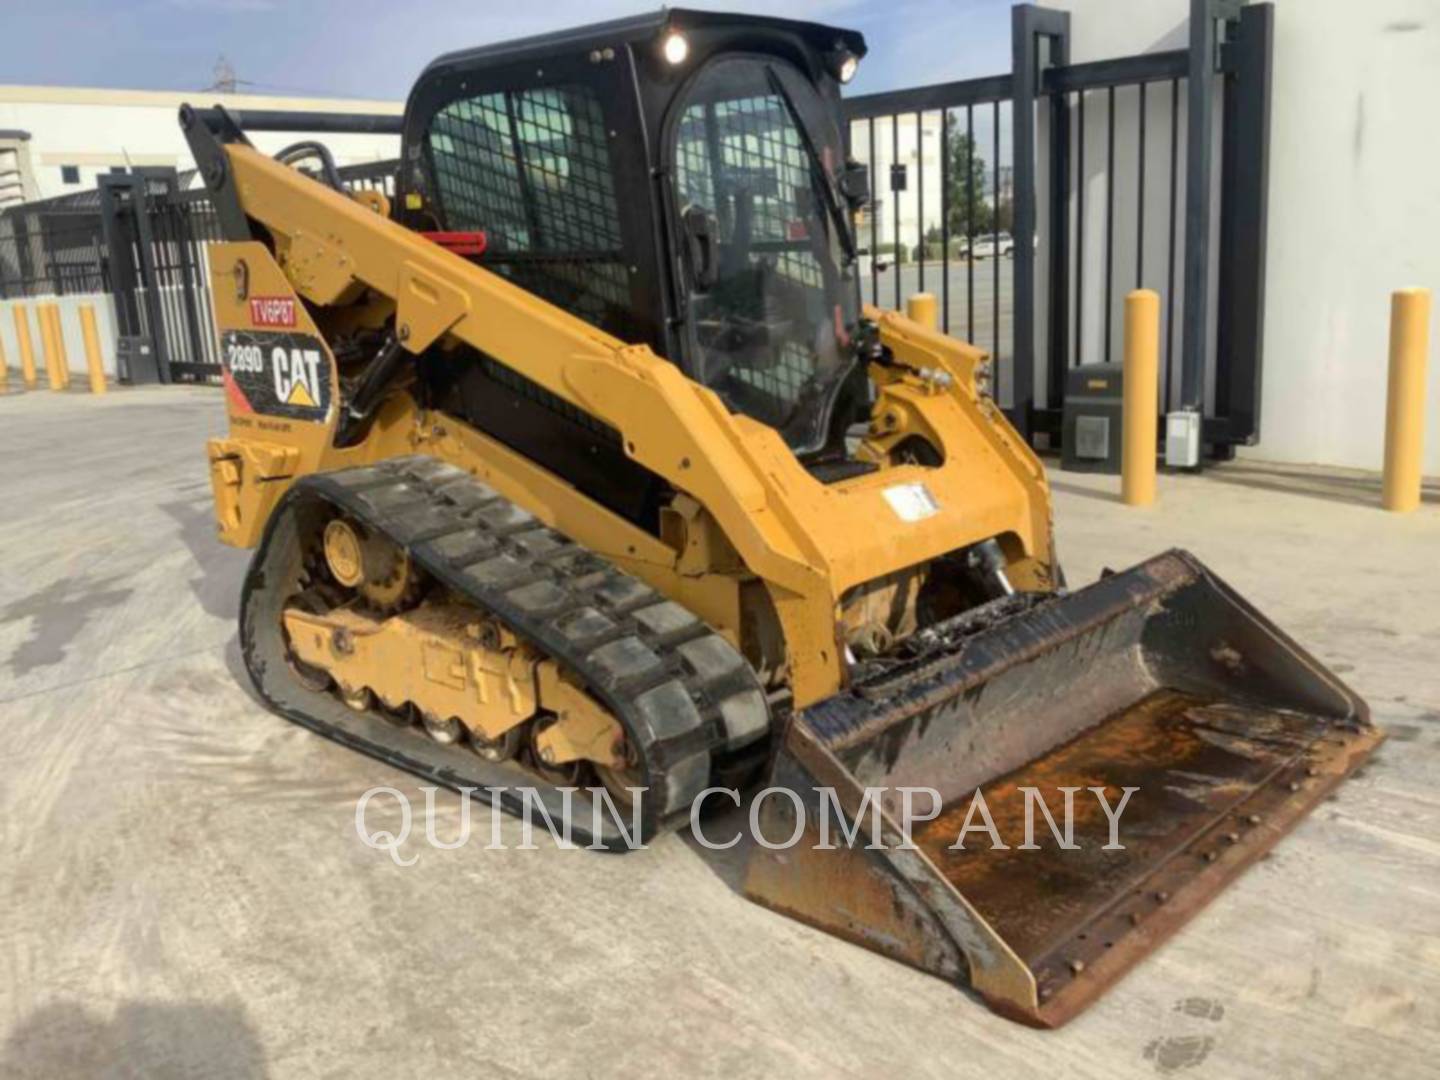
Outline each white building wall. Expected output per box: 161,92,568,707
0,85,401,202
850,113,946,261
1054,0,1440,474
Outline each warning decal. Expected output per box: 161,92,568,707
882,482,941,523
221,329,333,422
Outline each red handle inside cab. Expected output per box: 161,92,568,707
420,231,488,256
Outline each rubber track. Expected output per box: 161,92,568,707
243,456,769,842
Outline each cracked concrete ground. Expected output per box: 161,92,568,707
1,386,1437,1078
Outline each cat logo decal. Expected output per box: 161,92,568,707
221,329,332,422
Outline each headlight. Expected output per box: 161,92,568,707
662,31,689,65
837,52,860,84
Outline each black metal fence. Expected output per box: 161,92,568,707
844,0,1272,458
105,173,229,382
335,158,399,197
847,82,1015,403
0,189,110,299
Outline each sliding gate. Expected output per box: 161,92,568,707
844,0,1272,458
98,169,225,384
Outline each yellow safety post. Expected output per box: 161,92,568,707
39,302,64,391
1382,287,1433,513
1122,289,1161,507
906,292,938,331
50,305,72,389
79,303,108,395
13,306,38,388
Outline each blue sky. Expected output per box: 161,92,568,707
2,0,1015,100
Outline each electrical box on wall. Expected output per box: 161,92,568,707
1061,363,1123,474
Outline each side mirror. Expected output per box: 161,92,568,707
682,205,718,292
839,159,870,210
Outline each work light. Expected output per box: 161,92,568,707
662,31,689,65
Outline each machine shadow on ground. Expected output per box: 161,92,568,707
0,998,268,1080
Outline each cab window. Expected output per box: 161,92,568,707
427,85,631,335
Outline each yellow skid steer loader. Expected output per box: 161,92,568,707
184,9,1380,1026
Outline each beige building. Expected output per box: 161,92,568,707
849,112,944,258
0,84,403,207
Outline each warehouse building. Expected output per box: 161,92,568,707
0,84,401,206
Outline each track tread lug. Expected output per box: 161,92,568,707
588,636,665,687
510,528,568,559
631,600,702,642
436,481,500,511
552,606,619,644
469,500,536,534
461,552,541,590
506,579,572,617
423,530,500,566
593,575,659,614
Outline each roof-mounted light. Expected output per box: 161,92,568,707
662,30,689,66
837,52,860,84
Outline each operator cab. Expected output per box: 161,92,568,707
399,9,870,460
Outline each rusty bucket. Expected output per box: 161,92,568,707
744,550,1382,1026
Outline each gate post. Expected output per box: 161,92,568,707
99,174,171,383
149,169,210,379
99,176,143,340
1178,0,1243,420
1011,4,1070,442
1212,2,1274,451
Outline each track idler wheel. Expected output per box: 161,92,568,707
322,516,421,612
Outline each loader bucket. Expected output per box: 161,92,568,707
743,550,1382,1027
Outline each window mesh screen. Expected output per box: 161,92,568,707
428,85,631,336
674,93,825,407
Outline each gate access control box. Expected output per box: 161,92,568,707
116,335,161,385
1061,362,1124,474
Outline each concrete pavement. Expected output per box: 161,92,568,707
1,385,1436,1078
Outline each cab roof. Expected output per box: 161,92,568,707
420,8,867,80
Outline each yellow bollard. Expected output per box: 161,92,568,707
80,304,108,395
1381,288,1433,513
1122,289,1161,507
906,292,938,331
13,306,38,388
39,303,64,391
50,305,72,389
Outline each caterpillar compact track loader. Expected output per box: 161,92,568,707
185,9,1381,1027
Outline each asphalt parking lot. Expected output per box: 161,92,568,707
1,385,1436,1078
